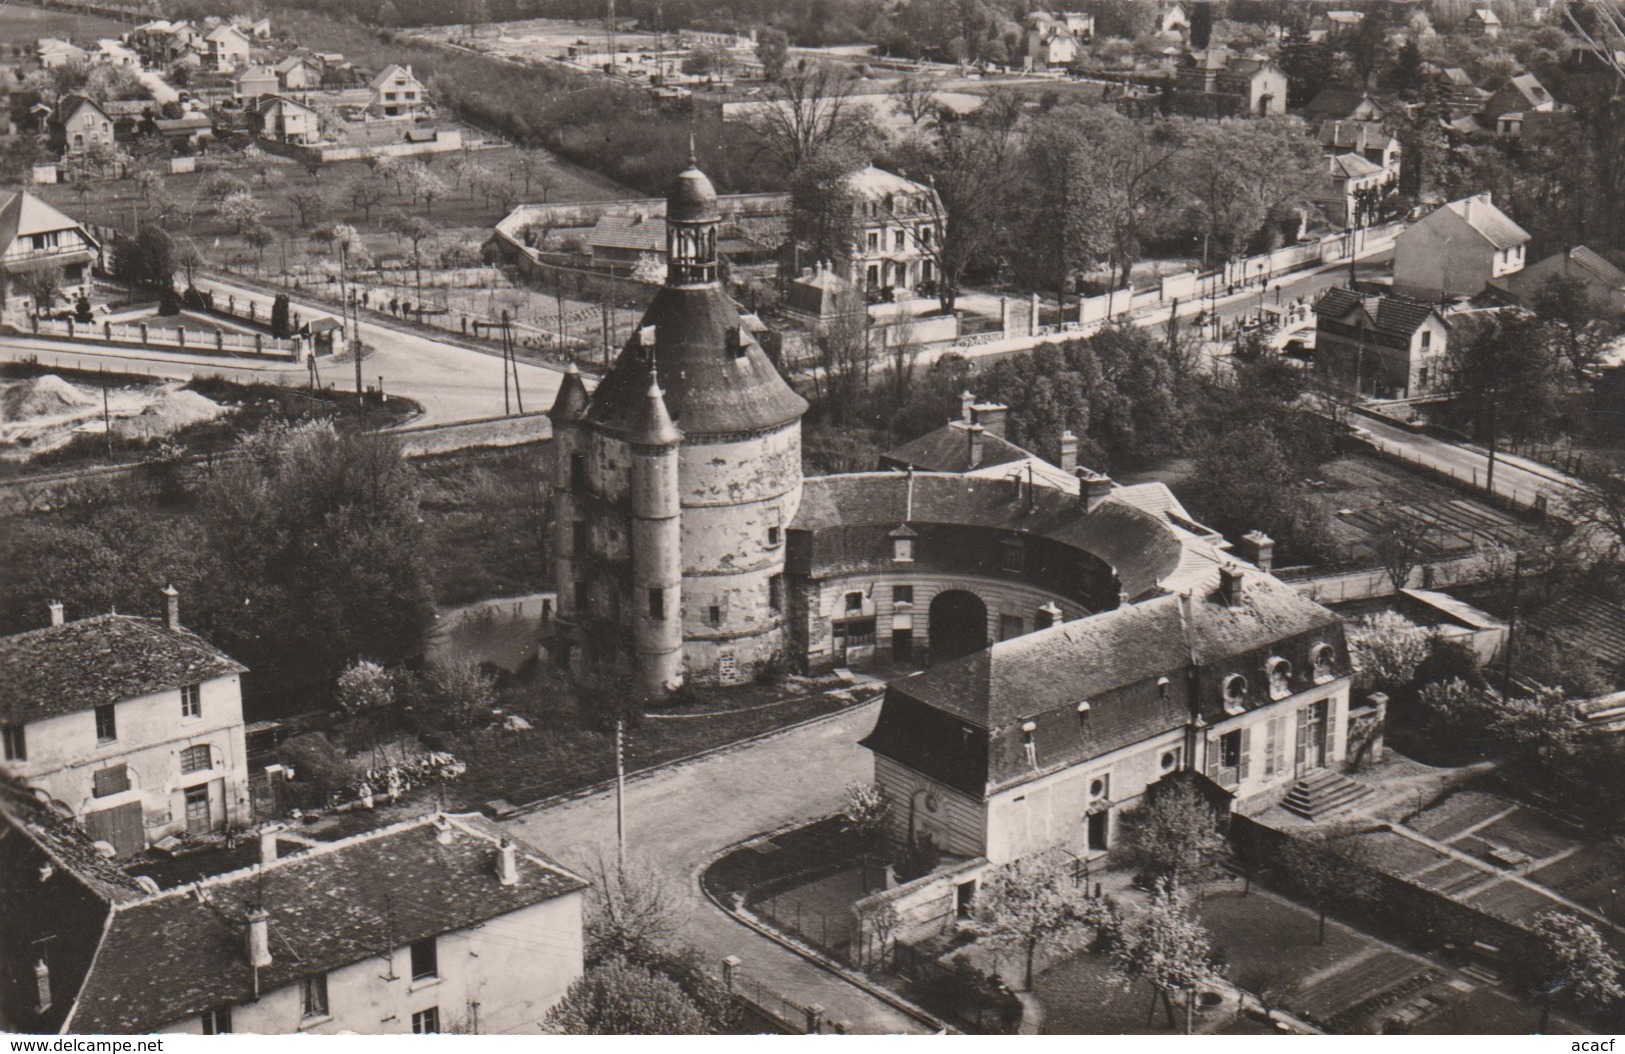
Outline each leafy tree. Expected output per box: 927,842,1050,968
1175,117,1324,260
756,27,790,80
972,853,1116,990
1533,273,1613,384
20,269,61,316
543,958,709,1035
1116,775,1225,886
112,225,177,291
335,659,395,715
1189,0,1214,49
1371,505,1432,593
386,209,440,297
840,782,891,844
244,223,276,271
788,149,863,268
1110,879,1219,1031
583,852,688,966
348,176,387,222
1444,308,1564,448
1274,825,1380,943
1527,910,1625,1032
288,188,331,228
271,293,292,339
1346,611,1429,692
420,656,497,736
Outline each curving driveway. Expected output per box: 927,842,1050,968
504,699,935,1034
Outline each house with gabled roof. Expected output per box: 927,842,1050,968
1465,7,1502,36
1315,151,1391,228
1394,191,1530,298
233,64,279,103
51,95,113,160
0,794,586,1035
1482,71,1558,138
369,63,427,118
859,562,1357,872
0,589,250,858
1026,11,1091,70
0,190,100,324
1314,286,1452,397
1494,245,1625,315
274,55,322,91
256,95,321,145
1173,48,1288,117
1318,119,1401,175
205,23,251,71
1302,88,1389,122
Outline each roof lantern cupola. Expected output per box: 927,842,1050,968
665,138,720,287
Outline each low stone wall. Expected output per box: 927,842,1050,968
24,317,305,362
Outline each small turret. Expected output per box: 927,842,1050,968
549,360,590,423
629,377,684,694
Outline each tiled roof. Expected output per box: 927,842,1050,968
1430,193,1529,249
1304,89,1386,119
64,813,585,1035
880,421,1034,473
0,615,247,726
844,165,931,203
1329,151,1383,180
865,568,1346,793
588,213,666,254
1527,593,1625,671
1501,73,1551,107
584,284,808,437
1315,286,1443,339
790,472,1195,599
0,778,148,906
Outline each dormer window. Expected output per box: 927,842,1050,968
1021,720,1038,767
1001,538,1025,572
1311,643,1337,683
1266,657,1292,700
1157,676,1171,700
1222,674,1249,715
890,523,916,563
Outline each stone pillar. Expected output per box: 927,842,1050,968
177,326,186,348
255,333,264,353
66,318,74,338
999,295,1011,337
215,330,224,351
103,321,112,341
720,955,741,994
139,323,148,346
1029,292,1040,336
804,1004,824,1035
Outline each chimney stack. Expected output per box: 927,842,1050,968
259,824,284,866
1238,530,1275,574
34,960,51,1014
246,905,272,968
162,584,180,631
1217,564,1245,606
1075,468,1113,512
966,423,985,468
1059,430,1078,473
497,837,518,886
48,601,64,628
960,390,976,422
972,402,1008,439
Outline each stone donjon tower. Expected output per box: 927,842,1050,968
549,157,808,693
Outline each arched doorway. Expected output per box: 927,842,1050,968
928,590,988,665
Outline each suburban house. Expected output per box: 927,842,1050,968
233,65,279,103
1172,49,1288,117
1481,72,1557,138
1026,11,1091,70
1322,9,1365,38
0,191,100,325
205,24,251,72
842,166,942,294
1157,3,1189,36
586,212,666,272
37,38,89,69
1318,120,1401,177
0,590,251,858
1432,67,1491,118
1302,88,1389,122
1313,286,1452,398
369,64,427,118
52,96,113,159
1314,151,1391,228
858,562,1359,876
0,796,586,1035
153,112,215,147
1393,191,1530,299
127,21,201,67
1493,245,1625,315
275,55,322,91
257,95,321,145
1465,7,1502,36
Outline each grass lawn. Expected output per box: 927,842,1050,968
1035,954,1209,1035
1198,889,1365,995
1410,986,1544,1035
0,3,127,43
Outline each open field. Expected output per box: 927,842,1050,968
0,3,130,43
407,17,664,61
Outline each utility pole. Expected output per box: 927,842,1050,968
504,309,524,413
499,317,511,416
615,718,627,868
1485,387,1499,497
101,370,111,457
1502,553,1521,697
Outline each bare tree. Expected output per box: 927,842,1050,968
1372,505,1432,592
1111,879,1220,1032
888,73,937,126
745,58,875,170
583,850,689,966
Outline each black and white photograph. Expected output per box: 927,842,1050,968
0,0,1623,1037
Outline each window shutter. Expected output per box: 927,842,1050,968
1205,734,1219,779
1237,726,1251,782
1295,706,1309,768
93,764,129,797
1323,701,1337,761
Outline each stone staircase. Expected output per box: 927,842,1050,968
1282,770,1375,820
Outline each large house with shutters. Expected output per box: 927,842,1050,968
0,589,251,858
859,563,1361,870
0,191,101,325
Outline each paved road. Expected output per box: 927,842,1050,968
1354,411,1577,508
192,276,567,426
506,700,934,1035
